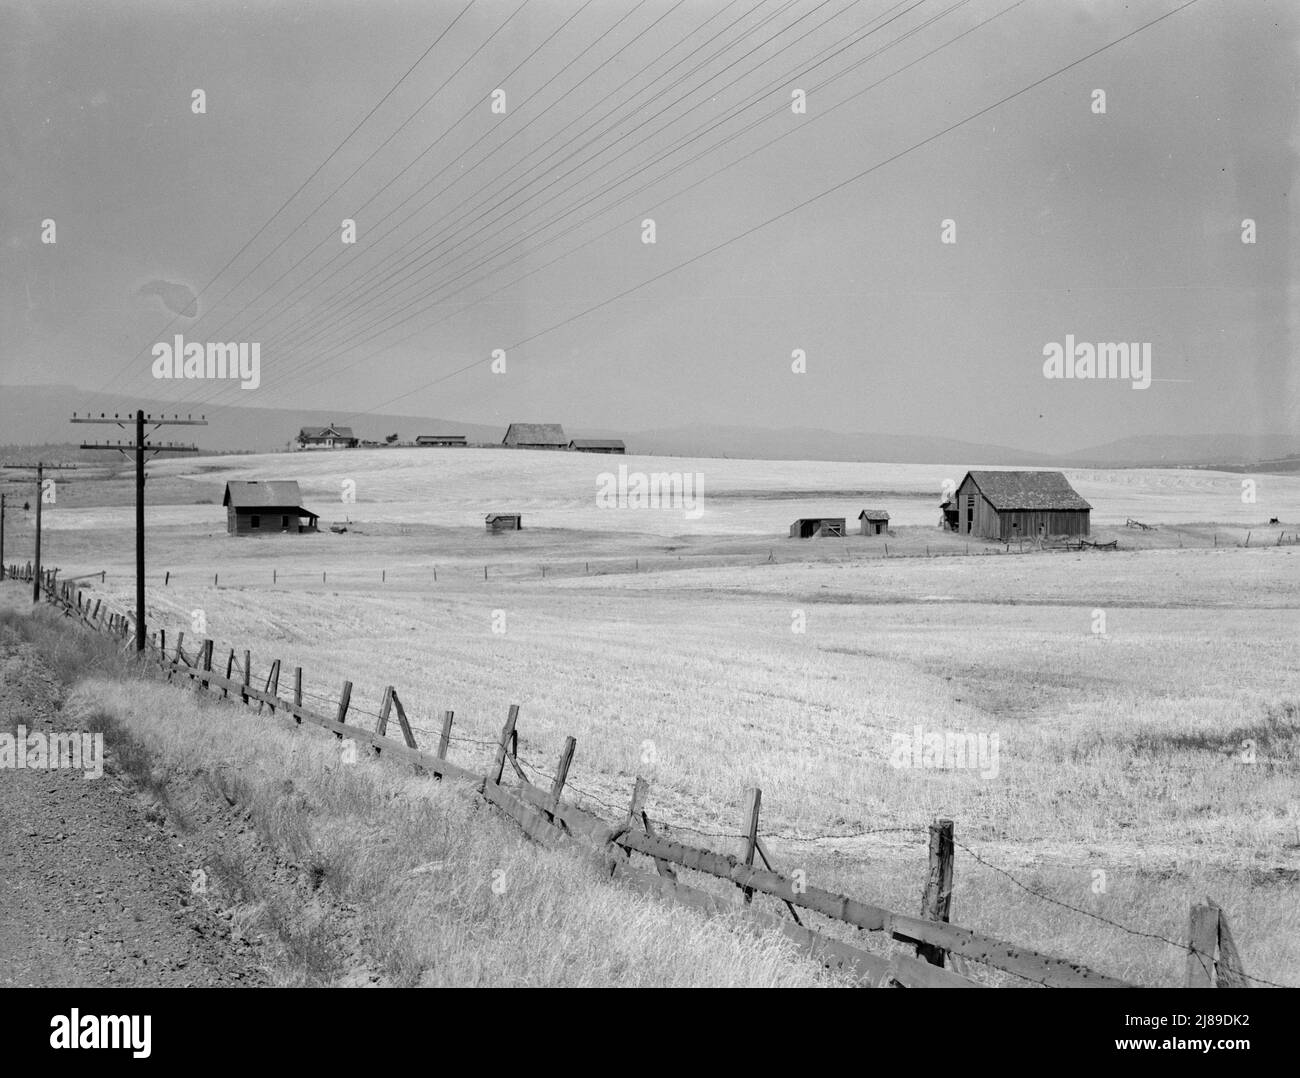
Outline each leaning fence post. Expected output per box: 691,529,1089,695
261,659,281,714
490,705,519,785
609,776,650,876
334,680,352,738
223,648,235,699
739,787,762,905
917,818,955,967
545,736,576,827
293,666,303,721
374,686,394,746
437,710,455,761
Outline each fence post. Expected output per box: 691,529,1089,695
223,648,235,699
293,666,302,721
740,787,761,905
437,710,455,761
609,776,650,876
546,736,576,827
261,659,281,714
490,705,519,785
334,680,352,737
198,639,214,692
373,686,394,747
241,650,251,703
1186,903,1219,987
917,818,955,967
1209,899,1249,988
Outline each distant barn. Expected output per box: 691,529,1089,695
950,470,1091,539
790,517,846,538
858,509,890,535
502,423,567,449
296,423,357,450
223,481,319,535
486,513,522,532
415,434,467,446
569,438,625,454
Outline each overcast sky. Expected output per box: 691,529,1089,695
3,0,1297,452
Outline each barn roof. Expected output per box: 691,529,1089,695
961,470,1091,511
223,480,311,510
504,423,567,445
485,513,520,522
569,438,625,449
858,508,890,521
298,425,355,440
416,433,465,441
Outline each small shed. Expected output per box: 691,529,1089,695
503,423,567,449
951,470,1091,540
416,434,466,447
858,509,890,535
790,517,846,538
222,481,319,535
486,513,522,532
569,438,626,454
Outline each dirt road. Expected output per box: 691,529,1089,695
0,635,264,987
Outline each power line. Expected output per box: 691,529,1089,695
186,0,800,410
338,0,1206,421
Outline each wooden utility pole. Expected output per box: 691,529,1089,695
1,461,77,604
72,410,205,651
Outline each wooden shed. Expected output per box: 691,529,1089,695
790,517,846,538
222,481,319,535
951,471,1091,540
486,513,522,532
858,509,890,536
415,434,466,446
502,423,567,449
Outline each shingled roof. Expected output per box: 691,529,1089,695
503,423,567,445
962,471,1091,511
222,481,311,509
298,425,355,440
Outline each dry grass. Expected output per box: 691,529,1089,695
58,672,845,988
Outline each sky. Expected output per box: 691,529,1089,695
2,0,1297,454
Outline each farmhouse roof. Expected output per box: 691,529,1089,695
223,480,312,510
569,438,625,449
858,509,890,521
298,424,355,440
961,470,1092,511
503,422,567,445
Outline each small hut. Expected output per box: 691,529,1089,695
222,481,319,535
486,513,522,532
858,509,890,536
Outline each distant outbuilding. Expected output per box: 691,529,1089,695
503,423,567,449
415,434,467,446
858,509,890,535
569,438,625,454
790,517,846,538
223,481,319,535
486,513,522,532
296,423,357,449
950,470,1090,539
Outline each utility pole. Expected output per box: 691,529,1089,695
73,410,205,652
0,462,76,603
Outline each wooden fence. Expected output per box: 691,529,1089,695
7,562,1255,989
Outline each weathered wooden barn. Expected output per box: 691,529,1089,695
790,517,846,538
486,513,522,532
415,434,467,446
296,423,357,449
951,471,1091,540
223,481,319,535
502,423,567,449
858,509,890,535
569,438,625,454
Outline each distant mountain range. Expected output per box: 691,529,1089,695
2,383,1296,468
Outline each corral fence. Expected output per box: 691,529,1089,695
6,561,1262,990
